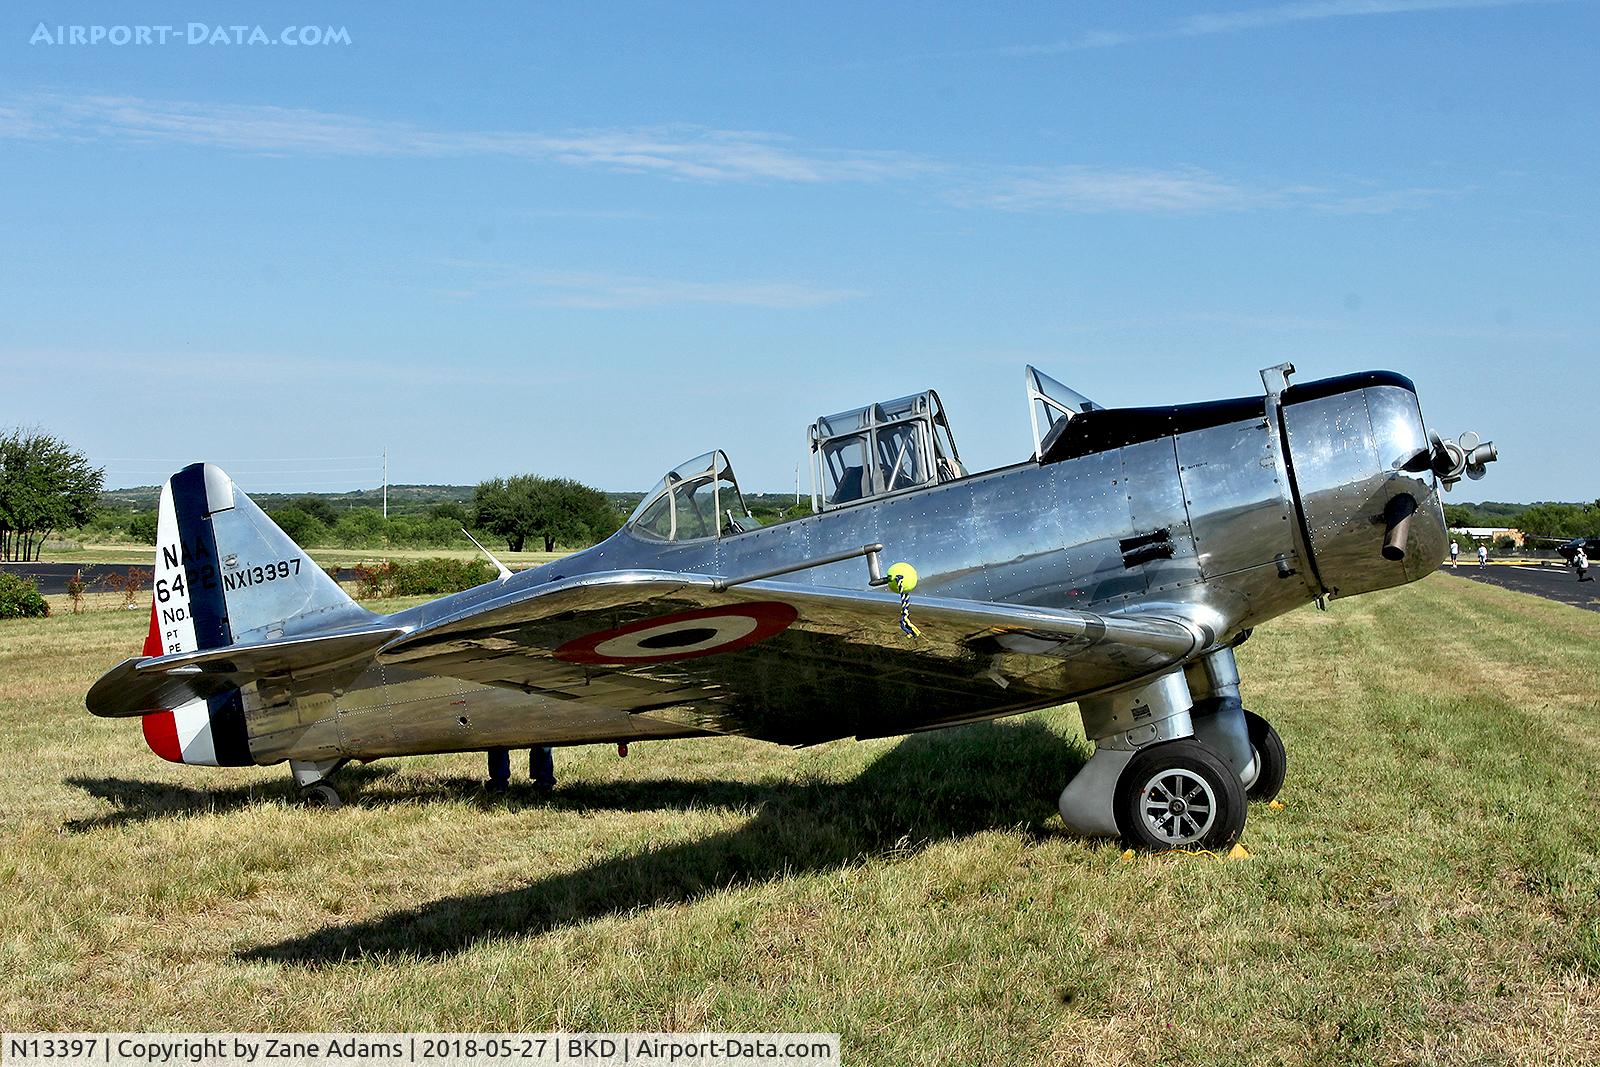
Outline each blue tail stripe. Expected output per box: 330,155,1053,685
170,464,234,651
204,689,253,766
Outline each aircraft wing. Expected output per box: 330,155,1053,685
377,570,1215,745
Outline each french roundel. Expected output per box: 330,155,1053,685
554,602,800,665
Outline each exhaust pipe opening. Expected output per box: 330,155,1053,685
1382,493,1418,562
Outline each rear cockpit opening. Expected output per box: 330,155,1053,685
808,391,965,512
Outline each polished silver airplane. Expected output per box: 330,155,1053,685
87,363,1496,850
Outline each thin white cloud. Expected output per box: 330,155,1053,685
3,92,927,183
958,166,1452,215
442,264,861,310
960,166,1263,214
1000,0,1563,55
1,91,1452,217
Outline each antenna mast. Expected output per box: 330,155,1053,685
382,448,388,519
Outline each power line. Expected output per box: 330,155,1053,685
106,468,382,477
101,455,380,464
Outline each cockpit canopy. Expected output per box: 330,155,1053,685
626,450,755,542
809,391,964,512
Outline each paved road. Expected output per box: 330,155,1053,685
0,562,153,595
1440,562,1600,613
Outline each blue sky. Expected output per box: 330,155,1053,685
2,1,1595,501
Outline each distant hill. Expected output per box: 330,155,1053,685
101,484,480,515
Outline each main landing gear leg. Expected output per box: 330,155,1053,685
1186,647,1286,803
290,758,348,809
1059,670,1248,851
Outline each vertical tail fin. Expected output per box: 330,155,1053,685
149,462,371,655
137,463,372,768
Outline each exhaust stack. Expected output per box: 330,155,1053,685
1382,493,1418,561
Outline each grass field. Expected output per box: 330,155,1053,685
2,575,1598,1064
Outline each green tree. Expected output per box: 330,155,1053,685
1515,502,1586,540
289,496,340,526
1442,503,1476,530
128,510,158,545
333,508,390,548
270,507,330,546
473,475,620,553
0,428,104,562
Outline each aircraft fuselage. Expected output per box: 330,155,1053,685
236,371,1445,766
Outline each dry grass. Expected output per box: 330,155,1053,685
2,574,1598,1065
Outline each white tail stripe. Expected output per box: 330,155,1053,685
171,699,219,766
152,482,199,656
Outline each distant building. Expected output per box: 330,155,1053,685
1452,526,1525,547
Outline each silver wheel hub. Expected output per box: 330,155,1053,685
1139,768,1217,845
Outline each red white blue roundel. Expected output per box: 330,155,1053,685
554,602,799,664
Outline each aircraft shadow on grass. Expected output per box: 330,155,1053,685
62,764,407,831
235,720,1087,963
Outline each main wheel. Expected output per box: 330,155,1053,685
300,782,343,810
1113,739,1246,851
1242,709,1286,803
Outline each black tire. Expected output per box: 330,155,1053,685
1113,739,1246,852
301,782,343,810
1242,709,1286,803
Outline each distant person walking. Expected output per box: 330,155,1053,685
1575,546,1592,583
1449,540,1459,568
1477,545,1489,569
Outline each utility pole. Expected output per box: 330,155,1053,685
382,448,388,519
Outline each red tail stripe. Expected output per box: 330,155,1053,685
143,601,163,657
142,710,183,763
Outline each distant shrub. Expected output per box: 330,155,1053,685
350,557,496,600
103,567,150,610
0,574,49,619
352,561,399,600
391,557,496,596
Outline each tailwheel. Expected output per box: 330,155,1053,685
1113,739,1246,852
1241,709,1286,803
300,782,343,810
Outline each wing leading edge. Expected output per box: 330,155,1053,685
378,570,1214,745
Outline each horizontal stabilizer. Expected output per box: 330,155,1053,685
87,625,404,718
